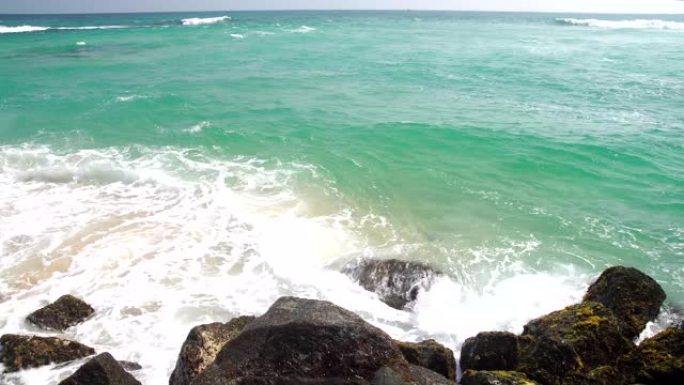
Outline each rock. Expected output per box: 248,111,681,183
190,297,408,384
26,295,95,331
371,365,455,385
523,301,635,370
460,332,518,372
57,352,141,385
119,361,142,371
342,259,441,309
583,266,666,339
407,365,455,385
461,370,541,385
395,340,455,380
193,377,370,385
0,334,95,372
170,316,255,385
637,325,684,385
517,335,581,385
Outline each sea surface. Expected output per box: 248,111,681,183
0,11,683,384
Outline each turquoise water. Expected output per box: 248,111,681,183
0,11,683,383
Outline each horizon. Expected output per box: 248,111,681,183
3,8,684,16
2,0,684,15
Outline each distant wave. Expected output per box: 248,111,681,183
181,16,231,26
0,24,128,34
290,25,316,33
556,18,684,30
0,25,49,34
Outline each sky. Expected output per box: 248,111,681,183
2,0,684,14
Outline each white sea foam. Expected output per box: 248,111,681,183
183,121,210,133
181,16,231,26
557,18,684,30
116,95,146,102
0,25,128,34
290,25,316,33
0,145,606,384
76,41,87,46
0,25,49,34
230,33,245,39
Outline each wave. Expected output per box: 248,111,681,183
557,18,684,30
0,25,49,34
290,25,316,33
0,24,128,34
230,33,245,40
181,16,231,26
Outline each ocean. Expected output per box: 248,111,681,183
0,11,682,384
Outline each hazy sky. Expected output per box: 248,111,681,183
2,0,684,14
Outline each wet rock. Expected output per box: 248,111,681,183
342,259,441,309
523,301,635,370
407,365,455,385
190,297,408,384
0,334,95,372
57,352,141,385
583,266,666,339
637,325,684,385
118,361,142,371
460,332,518,372
395,340,455,380
372,367,412,385
461,370,541,385
193,377,370,385
170,316,255,385
26,295,95,331
517,335,581,385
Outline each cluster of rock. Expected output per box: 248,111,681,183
0,264,682,385
458,266,681,385
0,294,142,385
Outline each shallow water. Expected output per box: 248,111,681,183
0,11,682,384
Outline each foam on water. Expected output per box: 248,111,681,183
0,25,128,34
230,33,245,40
0,25,49,34
0,144,600,384
181,16,231,26
290,25,316,33
557,18,684,30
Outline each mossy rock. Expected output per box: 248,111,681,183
522,301,635,371
0,334,95,372
461,370,540,385
584,266,666,340
395,339,455,380
637,326,684,385
27,295,95,331
460,331,518,372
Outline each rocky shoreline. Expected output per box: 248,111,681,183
0,263,681,385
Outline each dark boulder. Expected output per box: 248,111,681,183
0,334,95,372
395,339,456,380
460,332,518,372
583,266,666,339
371,365,455,385
193,377,370,385
170,316,255,385
517,335,581,385
522,301,635,370
342,259,441,309
118,361,142,371
57,352,141,385
637,325,684,385
190,297,408,384
461,370,540,385
26,295,95,331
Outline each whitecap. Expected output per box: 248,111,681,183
557,18,684,30
290,25,316,33
116,95,146,102
230,33,245,39
0,25,49,34
76,41,87,46
181,16,231,26
183,121,210,133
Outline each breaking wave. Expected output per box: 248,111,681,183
556,18,684,30
181,16,231,26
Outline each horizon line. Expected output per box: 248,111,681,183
1,8,684,16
